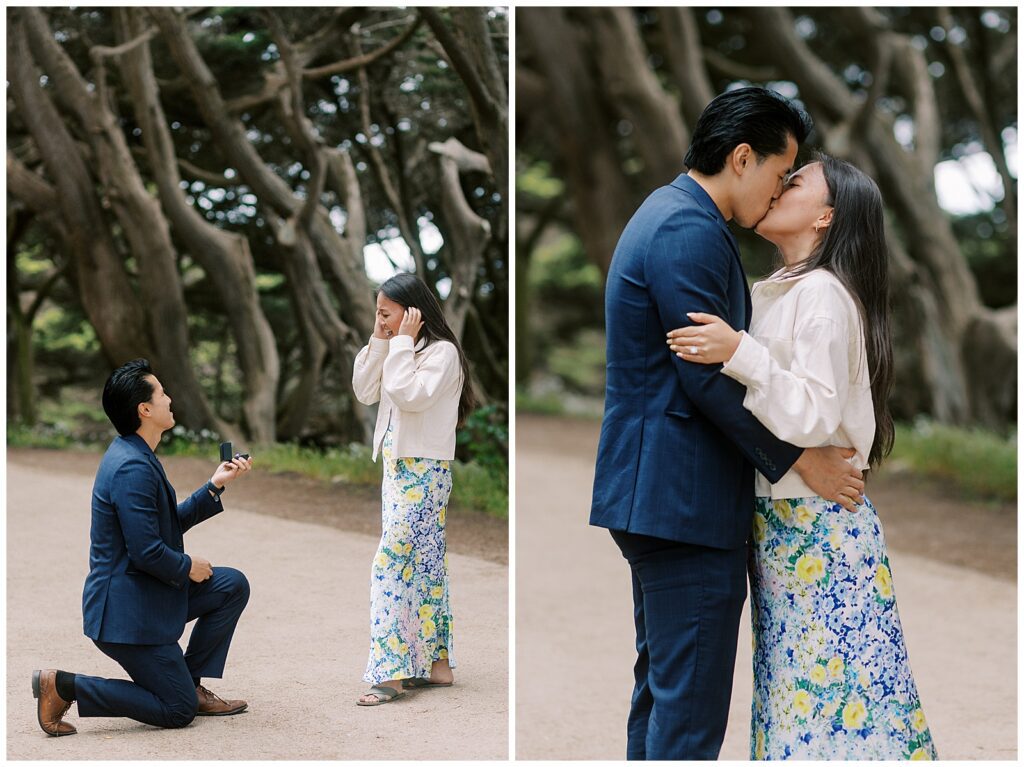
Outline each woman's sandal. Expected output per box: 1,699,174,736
356,685,405,706
402,677,454,690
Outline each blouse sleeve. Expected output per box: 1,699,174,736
382,336,460,412
720,311,853,448
351,336,389,405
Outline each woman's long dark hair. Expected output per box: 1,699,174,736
379,273,477,427
785,153,894,468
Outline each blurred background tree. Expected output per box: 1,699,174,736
8,6,508,479
517,7,1016,432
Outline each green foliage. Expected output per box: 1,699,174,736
547,328,607,396
517,161,565,199
515,388,571,416
456,404,508,473
34,307,99,355
451,460,507,518
888,420,1016,502
7,424,81,451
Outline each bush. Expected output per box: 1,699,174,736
888,419,1016,503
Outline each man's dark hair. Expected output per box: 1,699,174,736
683,86,813,174
102,358,156,436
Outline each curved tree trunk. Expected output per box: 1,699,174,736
115,8,279,444
7,14,153,369
21,7,224,435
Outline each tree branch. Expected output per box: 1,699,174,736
302,16,422,79
701,47,781,85
420,8,499,122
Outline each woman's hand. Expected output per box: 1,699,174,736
666,312,741,365
397,307,423,340
373,315,390,340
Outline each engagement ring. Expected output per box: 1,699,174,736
689,346,698,355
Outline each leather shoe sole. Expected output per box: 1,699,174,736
196,702,248,716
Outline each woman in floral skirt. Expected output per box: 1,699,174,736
668,154,938,759
351,273,474,706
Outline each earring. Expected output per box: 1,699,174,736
814,222,821,233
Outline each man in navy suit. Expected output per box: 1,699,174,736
590,88,866,759
33,359,254,736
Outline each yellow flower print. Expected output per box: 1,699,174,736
439,506,446,525
793,689,813,717
422,619,436,638
438,648,448,660
858,669,872,689
374,552,389,569
387,635,401,651
402,566,413,582
810,665,827,685
403,542,413,555
754,730,765,760
842,699,868,730
912,709,928,733
419,604,435,620
795,554,825,583
829,530,843,550
827,657,844,678
821,700,839,718
431,585,444,599
890,714,906,731
910,747,931,760
405,486,425,503
874,564,894,599
399,642,409,655
794,504,817,528
775,500,794,525
403,457,417,470
753,513,767,543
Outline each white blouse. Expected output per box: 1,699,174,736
352,334,463,461
720,267,875,499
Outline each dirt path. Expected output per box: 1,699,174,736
6,452,508,760
515,414,1016,760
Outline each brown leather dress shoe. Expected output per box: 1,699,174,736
32,670,77,736
195,684,247,716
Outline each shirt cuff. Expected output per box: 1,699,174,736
720,330,767,386
387,334,415,353
368,336,390,354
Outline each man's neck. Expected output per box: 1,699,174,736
686,169,733,222
135,424,163,452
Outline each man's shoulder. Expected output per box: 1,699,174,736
98,438,156,482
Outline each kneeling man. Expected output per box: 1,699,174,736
34,359,253,735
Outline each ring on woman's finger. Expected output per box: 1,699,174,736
689,346,698,355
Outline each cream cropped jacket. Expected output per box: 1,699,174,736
352,334,463,461
720,267,875,499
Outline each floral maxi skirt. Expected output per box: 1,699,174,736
363,427,455,683
750,495,938,760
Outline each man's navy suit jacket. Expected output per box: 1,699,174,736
83,433,223,644
590,174,803,549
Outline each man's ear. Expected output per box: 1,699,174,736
731,143,753,175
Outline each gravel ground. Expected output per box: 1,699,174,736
7,451,508,760
515,414,1016,761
